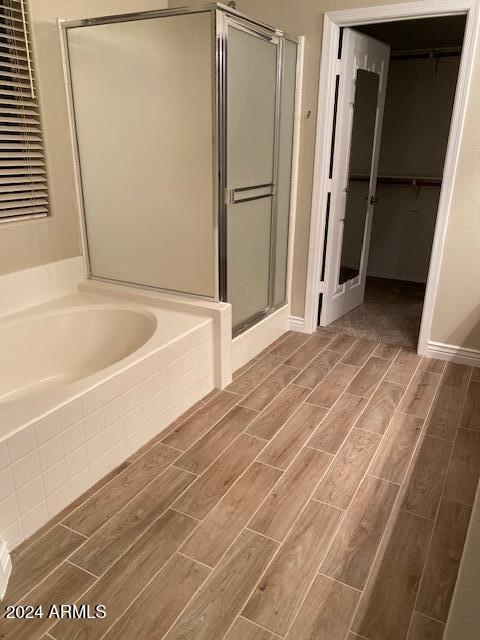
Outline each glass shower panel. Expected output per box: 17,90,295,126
226,23,278,331
67,12,215,297
339,69,380,285
274,39,297,306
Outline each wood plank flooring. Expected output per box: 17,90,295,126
2,329,479,640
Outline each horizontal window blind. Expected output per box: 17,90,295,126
0,0,48,221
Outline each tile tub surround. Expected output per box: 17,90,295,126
0,295,217,551
232,304,289,372
0,257,85,319
2,330,479,640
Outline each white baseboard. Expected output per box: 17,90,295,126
425,340,480,368
289,315,310,333
0,540,11,600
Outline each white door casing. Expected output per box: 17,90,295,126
319,28,390,326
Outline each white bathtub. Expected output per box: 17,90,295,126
0,290,221,549
0,305,157,405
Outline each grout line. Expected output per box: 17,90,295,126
238,614,285,638
366,473,401,486
244,527,282,544
89,519,209,640
309,497,347,511
58,522,88,539
14,460,133,560
342,349,427,637
406,364,474,635
317,571,363,593
176,550,214,571
169,506,203,521
66,559,99,579
414,610,447,626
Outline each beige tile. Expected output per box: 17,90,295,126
175,406,257,474
374,343,402,360
370,412,423,484
346,357,390,398
246,384,309,440
308,364,360,408
354,381,405,435
352,510,433,640
444,428,480,505
417,498,472,622
227,355,284,396
162,391,240,450
181,462,282,567
313,428,381,509
460,380,480,430
267,331,310,360
401,436,452,519
308,394,368,454
419,358,446,375
328,334,357,353
399,371,440,419
258,403,328,470
425,383,464,441
249,447,332,541
386,348,421,386
102,554,209,640
342,338,378,367
407,612,445,640
225,617,275,640
321,475,398,589
286,574,360,640
63,443,179,535
71,465,195,576
241,365,299,412
6,525,85,604
244,501,342,636
293,349,341,389
164,530,277,640
285,331,336,368
0,563,95,640
13,462,131,559
173,434,264,519
442,362,471,389
51,509,198,640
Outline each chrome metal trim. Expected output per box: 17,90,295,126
234,182,275,192
63,7,219,303
268,35,283,312
60,6,216,29
218,12,282,334
232,300,288,337
217,8,228,304
232,192,275,205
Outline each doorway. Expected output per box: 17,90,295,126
304,0,479,354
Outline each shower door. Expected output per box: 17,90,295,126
221,15,281,334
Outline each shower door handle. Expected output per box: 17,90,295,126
226,183,275,205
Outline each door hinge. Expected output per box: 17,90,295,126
335,58,344,75
318,281,326,294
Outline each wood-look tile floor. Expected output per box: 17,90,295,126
3,330,480,640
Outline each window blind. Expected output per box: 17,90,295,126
0,0,48,221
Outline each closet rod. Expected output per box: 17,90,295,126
350,174,442,187
391,46,462,60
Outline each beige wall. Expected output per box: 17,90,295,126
0,0,168,276
6,0,479,350
168,0,480,350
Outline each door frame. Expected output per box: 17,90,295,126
304,0,480,355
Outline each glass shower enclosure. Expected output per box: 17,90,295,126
63,4,297,335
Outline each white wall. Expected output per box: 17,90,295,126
366,55,460,283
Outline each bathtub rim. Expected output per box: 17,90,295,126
0,291,213,442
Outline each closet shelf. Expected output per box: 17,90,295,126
350,174,442,187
